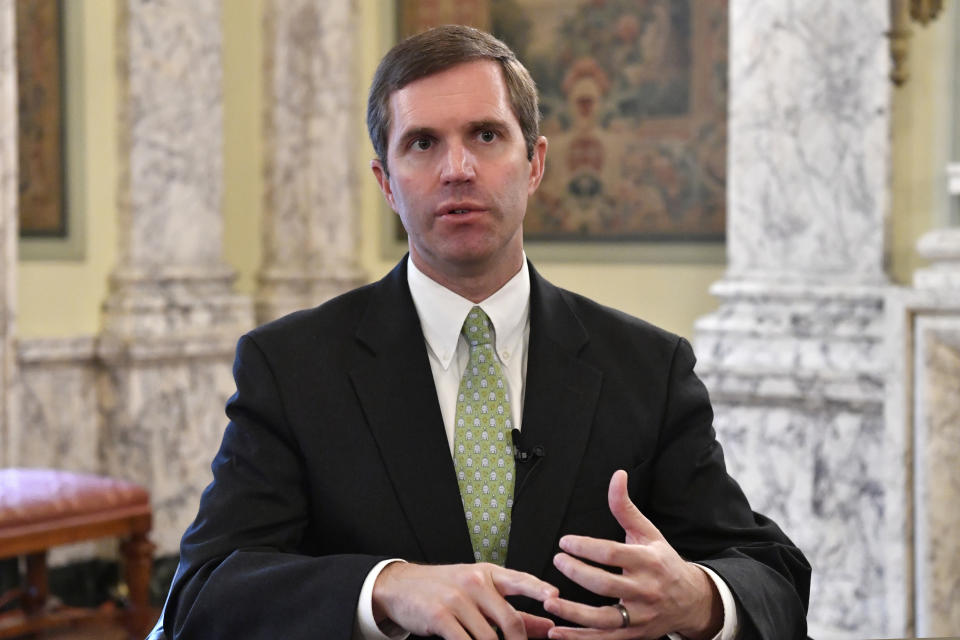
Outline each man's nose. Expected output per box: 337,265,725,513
439,142,476,182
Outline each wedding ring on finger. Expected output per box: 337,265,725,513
613,602,630,628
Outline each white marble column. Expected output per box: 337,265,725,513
100,0,253,554
0,0,19,467
256,0,365,324
694,2,899,637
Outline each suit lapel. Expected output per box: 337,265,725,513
349,260,475,565
507,265,602,579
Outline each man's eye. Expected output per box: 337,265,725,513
479,130,496,143
412,138,432,151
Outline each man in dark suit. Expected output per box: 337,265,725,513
154,25,809,640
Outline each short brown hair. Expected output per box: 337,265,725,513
367,25,540,175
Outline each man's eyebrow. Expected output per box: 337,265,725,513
468,119,510,132
396,126,437,146
397,120,510,141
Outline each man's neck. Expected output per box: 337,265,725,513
409,254,524,303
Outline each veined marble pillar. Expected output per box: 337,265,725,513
694,2,898,637
100,0,253,554
256,0,365,324
0,0,18,467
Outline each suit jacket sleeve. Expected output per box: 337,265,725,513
160,334,387,640
646,337,810,639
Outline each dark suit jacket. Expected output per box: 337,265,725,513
158,259,809,639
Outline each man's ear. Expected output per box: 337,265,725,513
527,136,548,194
371,159,397,212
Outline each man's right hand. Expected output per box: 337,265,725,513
371,562,559,640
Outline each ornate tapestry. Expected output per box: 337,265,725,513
16,0,66,237
398,0,727,242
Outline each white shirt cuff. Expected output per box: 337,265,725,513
352,559,410,640
666,564,739,640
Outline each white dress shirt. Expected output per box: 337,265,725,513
353,256,738,640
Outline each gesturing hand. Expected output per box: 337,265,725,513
372,561,560,640
543,470,722,640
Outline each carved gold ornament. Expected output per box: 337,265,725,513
888,0,948,86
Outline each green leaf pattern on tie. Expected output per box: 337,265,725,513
453,306,515,565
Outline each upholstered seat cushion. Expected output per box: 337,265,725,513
0,469,149,531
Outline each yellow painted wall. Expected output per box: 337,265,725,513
888,3,957,284
17,0,118,338
222,0,264,296
17,1,956,341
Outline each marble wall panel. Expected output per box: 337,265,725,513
100,354,237,554
16,338,107,565
0,0,18,466
914,318,960,635
16,338,101,472
710,398,892,639
727,0,889,282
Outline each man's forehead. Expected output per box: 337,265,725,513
400,57,503,87
386,60,513,133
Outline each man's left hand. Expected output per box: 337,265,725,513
543,470,722,639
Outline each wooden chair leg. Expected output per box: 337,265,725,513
22,551,48,615
121,532,155,638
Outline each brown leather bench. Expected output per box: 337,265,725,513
0,468,154,639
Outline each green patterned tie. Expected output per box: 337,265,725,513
453,306,516,565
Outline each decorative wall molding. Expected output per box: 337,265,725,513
886,289,960,637
914,228,960,290
696,282,887,408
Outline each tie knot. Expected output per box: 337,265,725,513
462,306,494,348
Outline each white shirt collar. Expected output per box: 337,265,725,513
407,255,530,370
